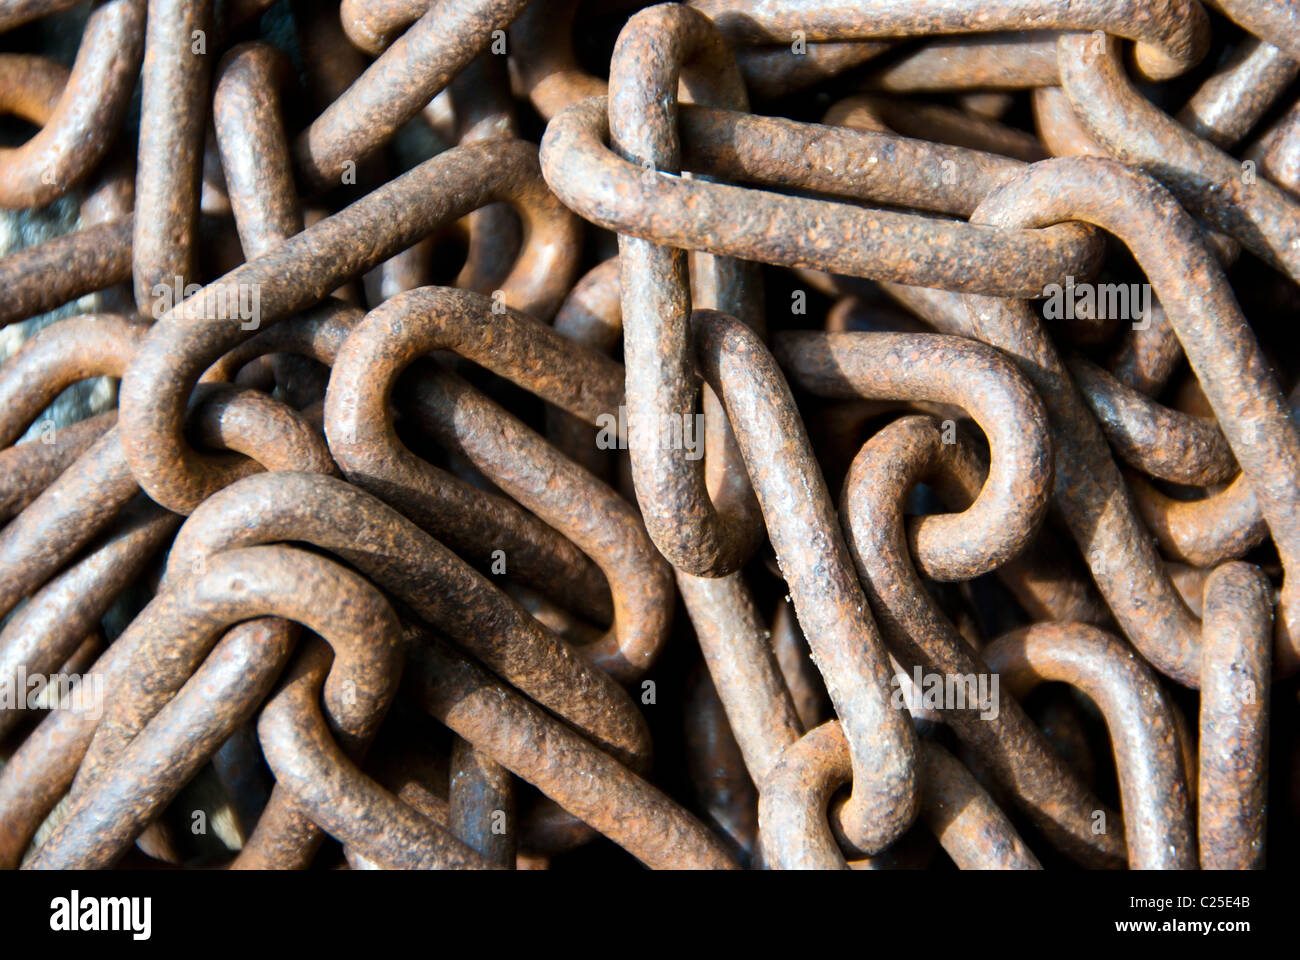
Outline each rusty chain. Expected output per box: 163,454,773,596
0,0,1297,873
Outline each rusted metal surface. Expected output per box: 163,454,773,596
984,623,1196,869
691,0,1209,81
0,410,115,523
968,156,1300,679
324,286,679,673
1213,0,1300,61
776,331,1052,580
1176,37,1298,149
406,625,737,869
257,639,487,870
870,33,1063,92
0,0,145,208
692,309,919,855
0,313,144,446
449,736,515,868
165,471,651,770
213,42,303,260
918,738,1042,870
119,137,578,514
0,219,133,328
838,414,1124,867
339,0,428,56
1069,355,1237,486
606,4,763,578
759,722,1039,870
294,0,529,190
825,93,1047,164
510,0,610,119
131,0,211,313
684,663,760,863
0,499,178,741
1198,562,1272,868
542,97,1106,299
1059,34,1300,282
1,0,1298,874
1253,101,1300,198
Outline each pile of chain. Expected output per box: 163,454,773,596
1,0,1299,871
